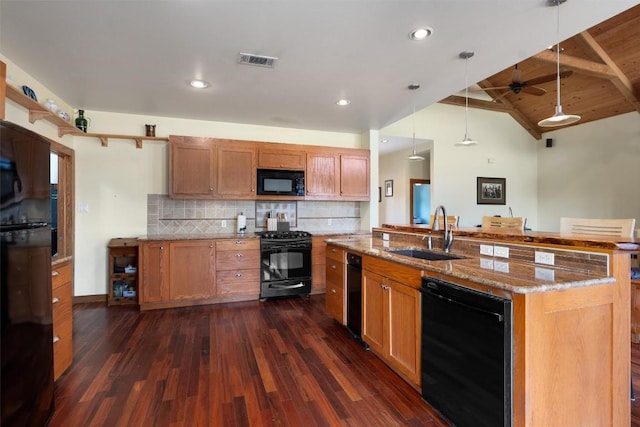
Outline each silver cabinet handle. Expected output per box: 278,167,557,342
160,246,164,250
235,273,242,277
209,244,214,248
235,241,243,245
52,297,60,304
235,253,243,258
210,187,214,191
331,289,337,294
53,336,60,343
331,264,336,269
52,271,60,276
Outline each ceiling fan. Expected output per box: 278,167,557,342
476,64,573,97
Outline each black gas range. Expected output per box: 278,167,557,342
256,230,312,300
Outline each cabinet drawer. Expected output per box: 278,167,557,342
326,245,345,262
363,255,422,289
215,249,260,271
216,269,260,296
258,149,305,170
52,262,72,289
216,239,260,251
52,281,72,380
326,262,344,288
326,284,344,323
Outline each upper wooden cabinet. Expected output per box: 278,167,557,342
306,152,340,198
257,147,305,170
340,153,369,199
216,142,256,198
168,135,370,201
170,136,216,198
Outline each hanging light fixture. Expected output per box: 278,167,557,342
407,84,425,161
538,0,580,127
455,51,478,146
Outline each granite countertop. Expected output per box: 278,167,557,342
380,224,639,251
327,236,615,294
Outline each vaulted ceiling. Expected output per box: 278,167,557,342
440,4,640,140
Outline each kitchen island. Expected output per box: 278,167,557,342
326,226,633,427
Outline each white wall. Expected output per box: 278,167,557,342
381,103,539,228
537,112,640,233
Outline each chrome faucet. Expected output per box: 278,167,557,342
432,205,454,252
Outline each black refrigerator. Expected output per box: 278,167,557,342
1,120,54,426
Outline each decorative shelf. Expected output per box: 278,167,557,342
6,84,168,148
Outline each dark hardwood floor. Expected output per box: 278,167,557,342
50,296,451,426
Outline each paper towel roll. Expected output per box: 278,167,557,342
267,218,278,231
237,213,247,233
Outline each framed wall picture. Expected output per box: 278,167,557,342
477,177,506,205
385,180,393,197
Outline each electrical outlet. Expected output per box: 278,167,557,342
535,267,555,281
221,220,227,228
494,246,509,258
535,251,555,266
480,244,494,256
327,218,332,226
382,233,390,241
494,261,509,273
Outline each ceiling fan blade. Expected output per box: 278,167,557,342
520,85,546,96
524,70,573,86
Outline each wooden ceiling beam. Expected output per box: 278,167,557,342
531,49,617,80
577,30,640,113
438,95,513,113
475,80,541,140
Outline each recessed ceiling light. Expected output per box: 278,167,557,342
409,27,433,41
189,79,209,89
336,99,350,106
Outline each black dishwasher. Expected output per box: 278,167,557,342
421,277,512,427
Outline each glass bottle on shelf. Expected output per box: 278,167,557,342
75,109,88,133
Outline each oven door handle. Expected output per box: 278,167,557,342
270,282,306,289
263,243,310,250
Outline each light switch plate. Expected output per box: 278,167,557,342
494,246,509,258
382,233,390,241
480,244,494,256
535,251,555,266
221,220,227,228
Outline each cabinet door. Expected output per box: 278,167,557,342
387,278,421,385
139,241,169,303
312,236,327,294
169,241,215,300
258,148,305,170
217,144,256,197
169,137,216,198
362,270,386,355
340,154,369,199
306,152,339,197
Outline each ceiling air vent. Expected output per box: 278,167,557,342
238,53,278,68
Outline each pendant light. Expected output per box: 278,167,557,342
455,51,478,146
538,0,580,127
407,84,425,161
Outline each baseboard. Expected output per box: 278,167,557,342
73,294,107,304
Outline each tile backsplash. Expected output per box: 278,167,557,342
147,195,362,235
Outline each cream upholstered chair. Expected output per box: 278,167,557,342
429,214,460,229
560,217,636,238
481,216,526,231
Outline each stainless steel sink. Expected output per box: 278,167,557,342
387,248,464,261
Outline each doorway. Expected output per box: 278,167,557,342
410,179,430,225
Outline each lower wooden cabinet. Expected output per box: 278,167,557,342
139,238,260,310
215,239,260,301
52,261,73,381
325,243,346,323
362,257,421,388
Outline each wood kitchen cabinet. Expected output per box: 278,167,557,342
257,147,305,170
107,238,138,306
362,255,422,388
169,136,216,198
325,244,346,323
169,241,216,301
139,241,170,305
216,142,256,198
52,260,72,381
306,151,339,197
340,154,369,199
215,239,260,301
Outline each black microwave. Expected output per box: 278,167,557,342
257,169,305,196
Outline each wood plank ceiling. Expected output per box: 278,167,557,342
440,4,640,140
